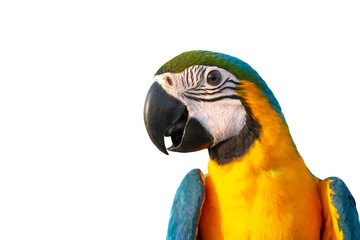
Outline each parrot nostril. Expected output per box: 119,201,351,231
166,76,173,86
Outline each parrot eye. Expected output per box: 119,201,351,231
206,70,222,86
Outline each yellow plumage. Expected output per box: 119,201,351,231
200,80,323,239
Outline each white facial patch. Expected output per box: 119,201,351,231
154,66,248,146
186,98,247,146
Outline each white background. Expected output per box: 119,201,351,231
1,1,359,239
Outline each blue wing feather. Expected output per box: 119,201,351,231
328,177,360,239
167,169,205,240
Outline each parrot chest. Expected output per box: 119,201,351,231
199,161,323,240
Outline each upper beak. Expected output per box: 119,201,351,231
144,82,214,155
143,82,185,154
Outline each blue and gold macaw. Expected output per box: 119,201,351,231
143,51,360,239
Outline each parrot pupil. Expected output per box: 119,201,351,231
207,70,221,86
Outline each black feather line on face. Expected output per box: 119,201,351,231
190,79,238,92
193,66,202,86
200,66,206,83
187,86,242,96
183,94,242,102
183,69,189,87
189,68,194,86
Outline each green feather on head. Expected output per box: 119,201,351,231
156,50,283,119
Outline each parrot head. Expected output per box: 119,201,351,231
144,50,287,164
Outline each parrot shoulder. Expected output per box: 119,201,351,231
167,169,205,240
317,177,360,240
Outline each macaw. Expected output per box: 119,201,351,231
143,50,360,240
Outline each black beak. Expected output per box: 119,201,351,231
144,82,214,155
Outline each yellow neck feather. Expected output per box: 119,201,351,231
229,80,300,170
